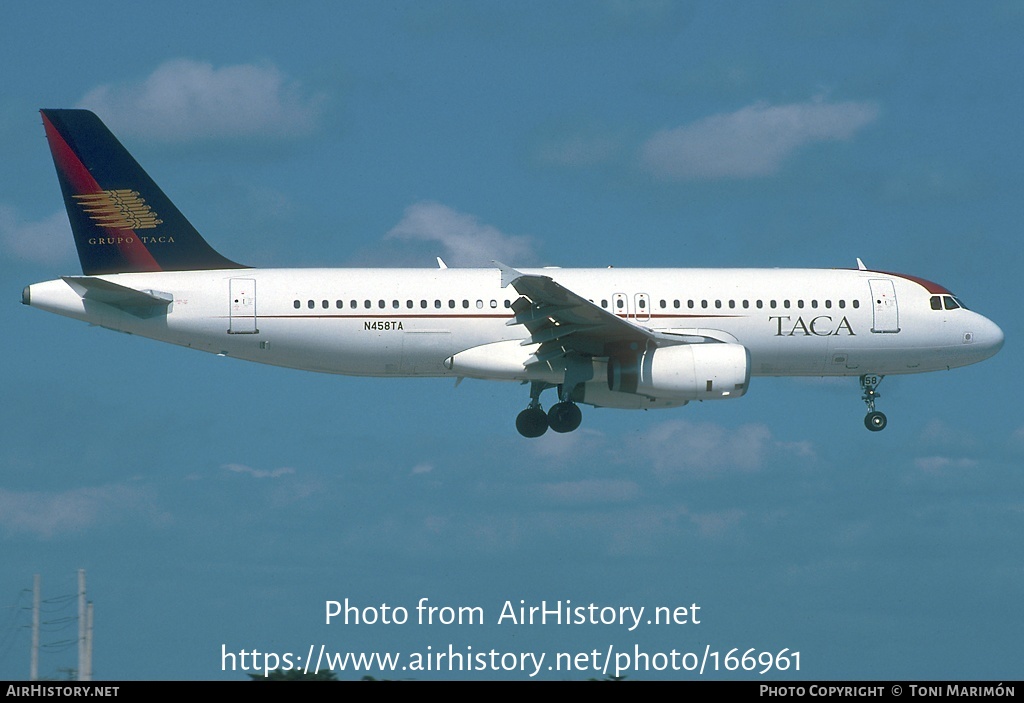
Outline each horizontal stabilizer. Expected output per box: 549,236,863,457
62,276,173,318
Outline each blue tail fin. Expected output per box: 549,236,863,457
40,109,245,275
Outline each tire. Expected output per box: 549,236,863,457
516,407,549,438
864,411,887,432
547,402,582,433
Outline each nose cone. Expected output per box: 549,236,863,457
972,315,1004,361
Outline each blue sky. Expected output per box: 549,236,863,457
1,1,1021,681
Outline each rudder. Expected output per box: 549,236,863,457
40,109,245,275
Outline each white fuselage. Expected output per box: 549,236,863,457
23,266,1004,384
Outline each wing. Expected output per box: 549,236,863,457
497,259,747,363
496,262,656,365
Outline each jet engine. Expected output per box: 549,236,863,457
606,343,750,400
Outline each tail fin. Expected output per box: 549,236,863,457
40,109,245,275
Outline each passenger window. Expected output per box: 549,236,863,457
701,300,708,309
378,300,385,309
797,300,804,309
639,299,646,309
674,300,680,309
462,300,469,309
477,300,483,309
350,300,357,309
435,300,441,309
811,300,818,309
293,300,300,309
406,300,413,309
852,300,860,309
449,300,456,309
728,300,735,309
322,300,328,309
616,299,624,309
742,300,749,309
825,300,832,309
839,300,846,309
421,300,427,309
364,300,371,309
490,300,497,308
308,300,315,309
756,300,763,309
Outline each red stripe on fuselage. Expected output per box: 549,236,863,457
41,112,161,272
843,267,953,295
876,271,952,295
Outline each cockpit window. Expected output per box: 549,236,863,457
932,295,969,311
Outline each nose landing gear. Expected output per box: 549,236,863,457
860,374,887,431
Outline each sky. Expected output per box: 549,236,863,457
1,0,1021,682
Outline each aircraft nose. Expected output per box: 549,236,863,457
971,315,1004,360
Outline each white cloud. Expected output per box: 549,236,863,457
538,479,641,505
1009,426,1024,449
919,419,976,449
385,201,538,267
411,463,434,475
690,508,745,539
534,133,621,168
529,427,606,462
0,207,75,266
913,456,979,473
640,98,879,179
77,59,324,141
633,419,812,479
222,463,296,479
0,484,158,538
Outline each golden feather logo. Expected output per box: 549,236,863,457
74,190,163,230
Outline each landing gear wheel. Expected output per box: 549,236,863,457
859,375,887,432
547,402,582,434
516,407,549,438
864,411,887,432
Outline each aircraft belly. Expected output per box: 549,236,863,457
747,338,830,376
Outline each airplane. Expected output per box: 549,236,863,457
22,109,1004,438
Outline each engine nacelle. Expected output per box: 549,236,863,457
607,343,750,400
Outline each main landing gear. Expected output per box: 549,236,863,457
515,381,583,438
860,374,887,432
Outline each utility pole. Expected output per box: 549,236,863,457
77,569,86,682
31,574,40,681
84,601,93,681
